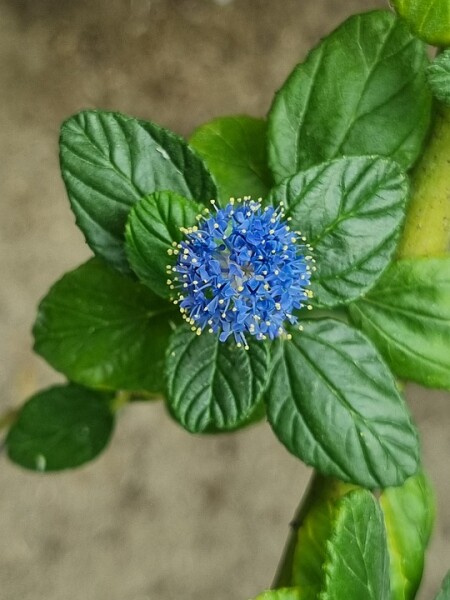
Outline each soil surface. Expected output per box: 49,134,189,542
0,1,448,599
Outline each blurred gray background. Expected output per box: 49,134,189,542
0,1,449,599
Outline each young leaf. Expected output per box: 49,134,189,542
265,319,419,488
392,0,450,46
268,156,408,307
276,475,431,599
268,10,431,182
349,258,450,389
60,110,217,273
250,590,303,600
435,572,450,600
165,325,270,433
274,475,357,598
381,471,435,600
427,50,450,106
125,191,203,298
190,116,272,205
320,490,390,600
6,384,114,472
33,258,179,394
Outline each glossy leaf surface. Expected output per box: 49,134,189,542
268,11,431,182
33,259,178,393
275,476,357,598
190,116,272,205
320,490,390,600
60,110,216,272
7,384,114,471
349,258,450,389
381,471,435,600
125,191,203,298
265,319,419,488
165,325,269,433
268,156,408,307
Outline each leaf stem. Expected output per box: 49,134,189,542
110,390,132,413
110,390,162,413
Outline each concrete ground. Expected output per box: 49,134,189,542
0,1,448,598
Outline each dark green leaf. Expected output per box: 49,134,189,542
349,258,450,389
190,116,272,205
435,572,450,600
6,384,114,472
381,471,435,600
33,258,179,394
427,50,450,106
268,10,431,182
125,191,203,298
203,398,267,435
60,110,217,273
268,156,408,307
251,590,303,600
165,325,270,433
320,490,390,600
393,0,450,46
265,319,419,488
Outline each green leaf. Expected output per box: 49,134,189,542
165,325,270,433
291,482,357,597
435,572,450,600
33,258,179,394
203,398,267,435
275,476,357,598
276,474,433,600
381,471,435,600
60,110,217,273
349,258,450,389
6,384,114,472
393,0,450,46
267,10,431,183
268,156,408,307
320,490,390,600
427,50,450,106
250,589,303,600
265,319,419,488
190,116,272,205
125,191,203,298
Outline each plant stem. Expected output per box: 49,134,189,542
271,472,320,588
398,104,450,258
0,408,19,432
271,472,356,588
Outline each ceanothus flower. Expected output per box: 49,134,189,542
167,197,314,349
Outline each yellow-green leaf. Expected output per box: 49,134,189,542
393,0,450,46
381,471,435,600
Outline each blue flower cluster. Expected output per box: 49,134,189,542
167,197,314,348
